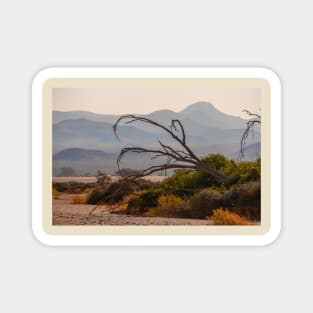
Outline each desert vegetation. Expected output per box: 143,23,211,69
53,154,260,225
126,154,260,222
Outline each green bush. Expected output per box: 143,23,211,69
127,189,163,214
161,169,211,197
201,154,232,172
202,154,261,185
159,154,260,196
235,159,261,183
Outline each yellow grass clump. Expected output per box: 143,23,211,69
145,195,188,217
158,194,186,209
72,195,88,204
53,188,61,199
209,209,250,225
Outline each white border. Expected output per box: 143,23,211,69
32,67,281,246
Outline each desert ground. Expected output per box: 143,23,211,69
53,192,214,225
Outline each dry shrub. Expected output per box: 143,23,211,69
231,207,260,221
87,187,107,204
126,206,142,216
135,179,160,191
236,181,260,208
53,182,70,193
72,195,88,204
209,209,250,225
112,194,139,214
189,189,223,218
53,188,61,199
229,181,261,220
104,180,136,203
96,174,112,184
87,180,136,204
84,187,92,194
53,182,97,193
71,188,82,194
145,195,189,218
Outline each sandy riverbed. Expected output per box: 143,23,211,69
53,193,214,226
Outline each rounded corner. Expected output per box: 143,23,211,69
255,67,282,89
259,223,282,247
32,67,59,90
31,223,55,247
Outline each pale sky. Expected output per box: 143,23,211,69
53,86,260,118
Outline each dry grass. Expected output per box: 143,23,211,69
71,195,88,204
53,188,61,199
158,195,186,209
145,195,189,217
111,194,140,213
209,209,250,225
84,188,92,194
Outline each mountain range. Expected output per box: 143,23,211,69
53,102,260,175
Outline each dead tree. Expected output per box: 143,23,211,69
240,110,261,158
113,115,230,184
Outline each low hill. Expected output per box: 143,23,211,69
53,148,116,161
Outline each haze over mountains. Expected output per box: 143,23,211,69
53,102,260,175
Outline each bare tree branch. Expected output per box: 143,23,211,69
242,110,261,119
113,115,231,184
170,119,186,144
240,110,261,158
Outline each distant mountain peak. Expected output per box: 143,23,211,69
152,109,175,114
180,101,217,112
146,108,176,117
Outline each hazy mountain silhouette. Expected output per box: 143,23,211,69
179,102,246,129
53,101,247,129
53,148,116,161
53,101,260,174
